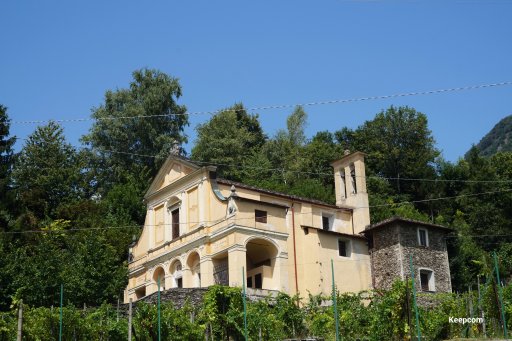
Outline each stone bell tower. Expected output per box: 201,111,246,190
331,151,370,234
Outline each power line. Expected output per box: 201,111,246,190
8,141,512,184
2,187,511,235
10,81,512,124
94,148,512,184
364,188,512,208
8,136,512,185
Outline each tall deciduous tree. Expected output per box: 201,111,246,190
82,68,188,193
351,106,438,183
333,106,440,221
262,106,308,185
12,122,81,225
192,103,266,181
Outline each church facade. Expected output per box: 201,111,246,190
125,151,373,302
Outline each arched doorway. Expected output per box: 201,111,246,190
153,266,166,291
245,238,279,290
170,260,183,288
187,252,201,287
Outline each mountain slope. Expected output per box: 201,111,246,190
474,115,512,156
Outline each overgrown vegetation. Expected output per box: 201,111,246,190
0,283,510,340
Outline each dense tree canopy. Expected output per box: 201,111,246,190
191,103,266,181
12,121,82,225
82,68,189,193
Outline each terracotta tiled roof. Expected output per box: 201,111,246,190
216,178,352,210
363,216,454,233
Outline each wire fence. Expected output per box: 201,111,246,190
1,251,510,340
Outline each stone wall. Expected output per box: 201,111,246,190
371,225,403,290
369,221,452,293
119,288,208,316
398,223,452,293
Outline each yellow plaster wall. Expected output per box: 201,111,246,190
233,201,287,234
154,204,164,246
127,153,373,303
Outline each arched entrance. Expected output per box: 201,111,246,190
170,260,183,288
187,251,201,287
245,238,279,290
153,266,166,291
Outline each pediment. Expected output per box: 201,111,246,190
145,156,201,199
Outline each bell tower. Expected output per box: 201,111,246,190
331,151,370,234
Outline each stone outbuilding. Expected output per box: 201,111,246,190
363,217,453,293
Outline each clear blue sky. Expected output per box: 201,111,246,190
1,0,511,162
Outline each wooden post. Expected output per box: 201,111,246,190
17,300,23,341
117,297,120,322
477,276,486,337
128,298,133,341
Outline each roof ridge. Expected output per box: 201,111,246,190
216,178,351,210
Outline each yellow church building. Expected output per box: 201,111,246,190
125,151,372,302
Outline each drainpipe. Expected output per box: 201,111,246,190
291,204,299,295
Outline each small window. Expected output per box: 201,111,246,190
322,214,333,231
247,277,253,288
177,278,183,288
338,239,351,257
418,228,428,247
172,208,180,239
338,240,348,257
255,210,267,223
419,269,434,291
254,273,262,289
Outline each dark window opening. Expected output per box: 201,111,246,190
177,278,183,288
172,208,180,239
338,240,348,257
322,216,330,230
254,273,263,289
255,210,267,223
418,229,427,247
247,277,253,288
135,287,146,299
350,164,357,194
420,270,432,291
341,173,347,198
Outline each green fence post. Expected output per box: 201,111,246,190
158,277,161,341
409,255,421,341
59,284,63,341
242,267,248,341
493,251,508,338
332,259,340,341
